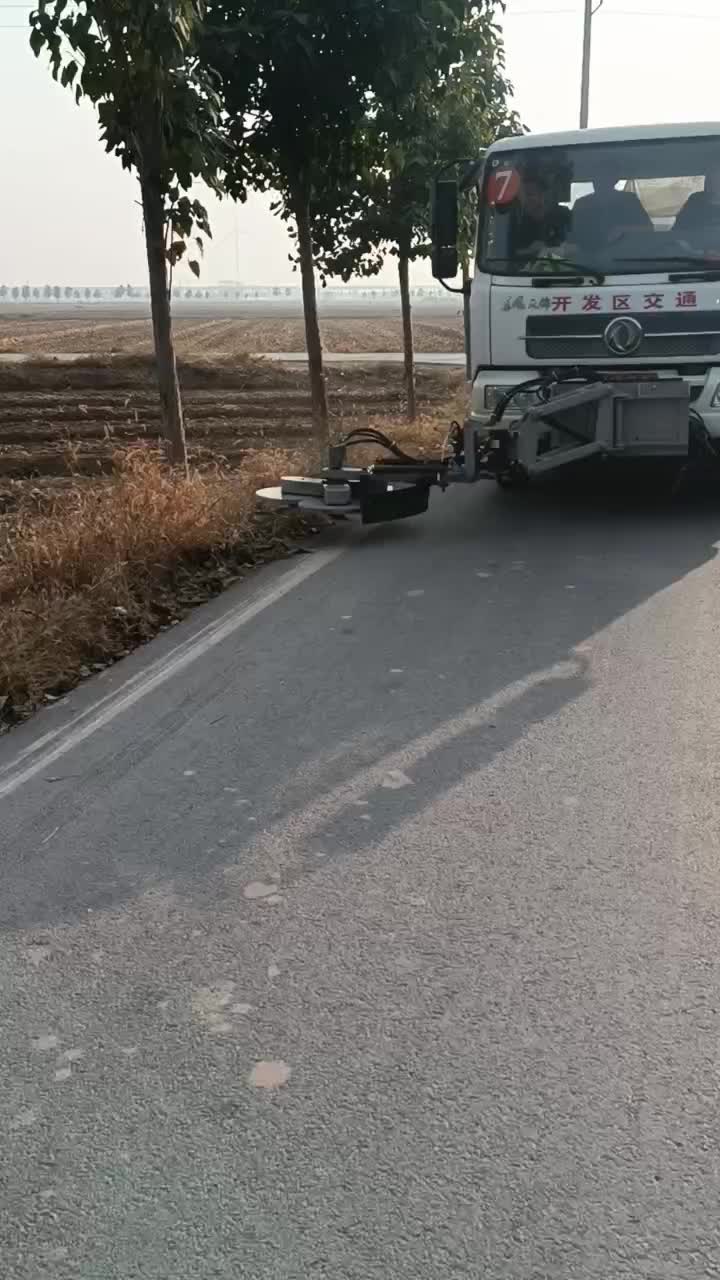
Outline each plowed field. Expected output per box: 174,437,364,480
0,308,463,357
0,355,460,509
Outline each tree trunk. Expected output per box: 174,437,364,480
141,174,187,469
462,256,472,382
290,179,329,465
398,241,416,422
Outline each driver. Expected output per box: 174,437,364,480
674,165,720,233
512,175,571,256
571,170,651,249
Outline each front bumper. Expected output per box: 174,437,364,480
472,368,720,437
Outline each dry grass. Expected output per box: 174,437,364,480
0,446,307,721
347,383,467,464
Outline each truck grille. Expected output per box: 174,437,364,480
525,311,720,361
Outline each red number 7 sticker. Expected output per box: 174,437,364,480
486,168,521,206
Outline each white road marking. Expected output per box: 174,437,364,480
0,548,343,802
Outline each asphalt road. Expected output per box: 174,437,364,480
3,475,720,1278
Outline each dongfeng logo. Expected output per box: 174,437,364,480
603,316,643,356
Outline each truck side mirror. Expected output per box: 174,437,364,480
430,179,459,280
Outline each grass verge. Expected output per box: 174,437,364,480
0,446,313,727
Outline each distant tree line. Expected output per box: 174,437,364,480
0,284,219,301
28,0,517,467
0,282,439,303
0,284,136,301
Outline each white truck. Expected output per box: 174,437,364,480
260,121,720,521
461,121,720,452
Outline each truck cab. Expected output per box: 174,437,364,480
436,122,720,440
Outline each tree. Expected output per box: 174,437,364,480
22,285,31,301
64,286,73,299
11,287,19,301
206,0,467,460
308,4,519,417
30,0,224,467
53,286,62,302
0,286,7,301
43,284,52,299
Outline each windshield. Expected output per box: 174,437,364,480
478,134,720,277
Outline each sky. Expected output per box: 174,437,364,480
1,0,719,287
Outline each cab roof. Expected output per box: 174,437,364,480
489,122,720,154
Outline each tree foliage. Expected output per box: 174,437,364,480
29,0,227,464
29,0,222,275
204,0,470,450
296,2,520,414
206,0,468,203
309,4,521,282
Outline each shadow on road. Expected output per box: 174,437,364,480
3,465,720,929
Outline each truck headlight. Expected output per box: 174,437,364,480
483,385,540,415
